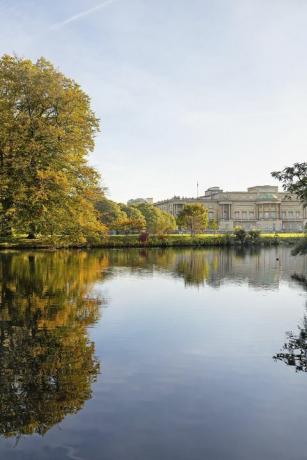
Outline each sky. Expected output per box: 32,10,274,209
0,0,306,203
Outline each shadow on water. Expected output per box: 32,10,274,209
0,251,109,439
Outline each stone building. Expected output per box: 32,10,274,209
155,185,307,232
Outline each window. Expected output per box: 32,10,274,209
242,211,247,219
234,211,240,218
296,211,300,218
281,211,286,219
264,212,269,218
249,211,254,218
288,211,293,217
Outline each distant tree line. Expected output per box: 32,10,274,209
95,198,177,235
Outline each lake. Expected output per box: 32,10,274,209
0,247,306,460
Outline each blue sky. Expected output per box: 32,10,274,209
0,0,306,202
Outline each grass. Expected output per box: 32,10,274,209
261,233,305,238
0,232,305,250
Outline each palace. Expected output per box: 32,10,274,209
155,185,307,232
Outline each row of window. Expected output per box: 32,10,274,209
281,211,300,218
227,210,301,219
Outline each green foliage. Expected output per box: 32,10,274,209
0,54,105,241
177,203,208,234
272,162,307,255
159,209,177,234
119,204,146,233
136,203,176,234
208,219,219,233
248,229,261,243
233,227,248,244
272,162,307,206
100,234,226,248
96,198,128,231
234,228,262,245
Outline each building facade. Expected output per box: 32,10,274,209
155,186,307,232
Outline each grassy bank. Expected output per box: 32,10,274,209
97,234,305,249
0,233,305,250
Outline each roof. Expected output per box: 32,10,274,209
255,193,279,202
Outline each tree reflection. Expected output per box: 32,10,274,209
0,251,108,437
174,251,211,287
274,322,307,372
106,249,221,287
274,275,307,372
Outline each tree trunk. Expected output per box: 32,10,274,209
27,223,36,239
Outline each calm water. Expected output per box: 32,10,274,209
0,247,307,460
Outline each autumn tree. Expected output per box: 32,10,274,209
119,204,146,233
136,203,176,234
177,203,208,235
96,197,128,232
0,54,105,241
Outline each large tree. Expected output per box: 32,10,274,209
177,203,208,235
272,162,307,254
0,55,105,240
272,162,307,206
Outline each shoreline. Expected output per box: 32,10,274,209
0,234,305,250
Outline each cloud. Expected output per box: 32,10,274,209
49,0,119,31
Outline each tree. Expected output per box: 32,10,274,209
119,204,146,233
96,198,128,232
208,218,219,234
0,54,105,240
272,162,307,254
272,162,307,206
248,229,261,243
159,209,177,234
233,227,247,244
136,203,176,234
177,203,208,235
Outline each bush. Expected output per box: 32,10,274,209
234,227,247,244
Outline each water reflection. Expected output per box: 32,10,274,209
106,247,307,288
274,276,307,372
0,247,306,445
0,251,109,438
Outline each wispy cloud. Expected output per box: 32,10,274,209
49,0,119,31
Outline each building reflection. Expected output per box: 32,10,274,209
105,247,307,289
0,251,109,438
